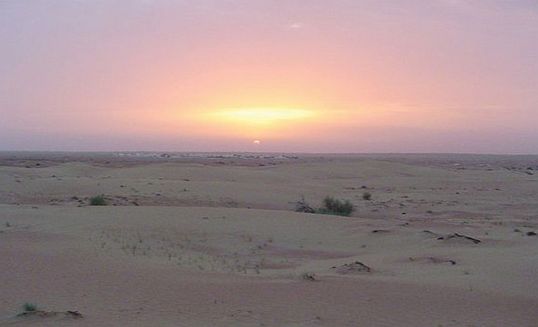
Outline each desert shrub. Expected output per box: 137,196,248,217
89,195,107,206
295,196,316,213
22,303,37,312
318,196,354,216
362,192,372,200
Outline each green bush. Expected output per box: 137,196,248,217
318,196,354,216
22,303,37,312
89,195,107,206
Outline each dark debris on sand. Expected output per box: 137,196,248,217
438,233,482,244
332,261,372,274
17,310,83,319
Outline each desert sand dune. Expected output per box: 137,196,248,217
1,154,538,326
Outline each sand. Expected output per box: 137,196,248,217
1,153,538,326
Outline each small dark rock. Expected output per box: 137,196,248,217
372,229,390,233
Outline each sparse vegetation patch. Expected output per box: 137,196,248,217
295,196,316,213
89,195,107,206
317,196,354,216
22,303,37,312
296,196,354,216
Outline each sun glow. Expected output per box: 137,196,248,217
214,108,314,125
187,107,320,140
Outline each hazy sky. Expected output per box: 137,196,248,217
1,0,537,153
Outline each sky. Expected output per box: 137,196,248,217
1,0,537,154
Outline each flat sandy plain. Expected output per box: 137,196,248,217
1,152,538,326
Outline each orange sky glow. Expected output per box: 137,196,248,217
1,1,537,153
